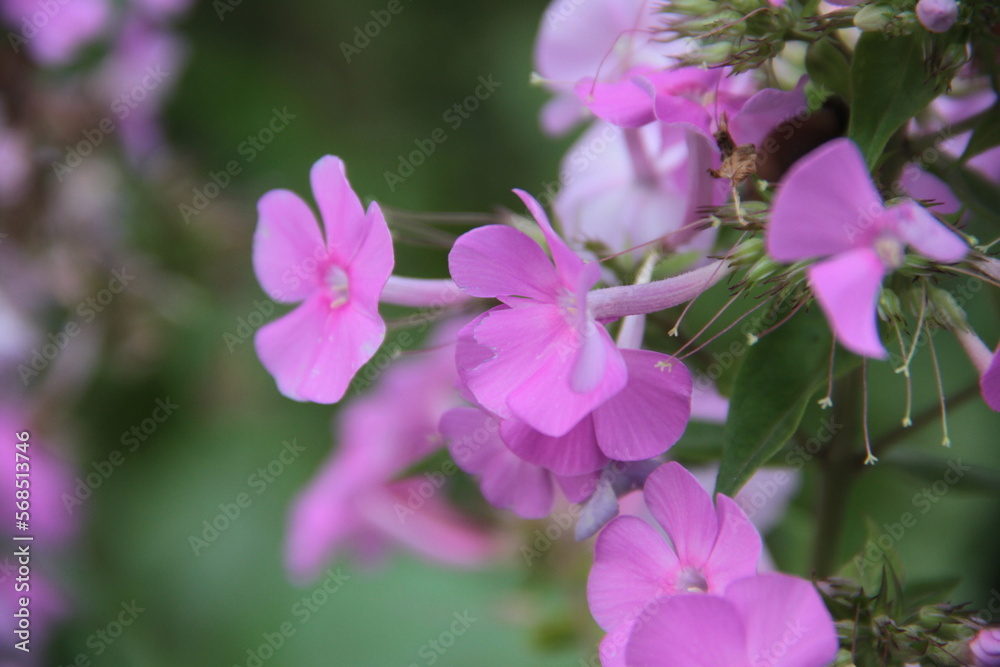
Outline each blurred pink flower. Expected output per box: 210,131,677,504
0,128,31,206
972,627,1000,666
0,409,76,657
554,122,720,256
2,0,110,65
284,326,497,582
766,138,968,358
916,0,959,33
532,0,677,135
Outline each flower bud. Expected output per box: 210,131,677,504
854,4,895,32
670,0,718,14
916,0,959,33
697,41,735,65
927,285,969,331
745,255,780,283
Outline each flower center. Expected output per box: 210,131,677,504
676,566,709,593
325,265,350,309
874,235,905,270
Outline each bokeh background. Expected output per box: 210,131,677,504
3,1,1000,666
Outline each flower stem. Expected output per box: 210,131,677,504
380,276,469,308
811,367,862,578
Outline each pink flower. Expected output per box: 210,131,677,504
588,462,762,664
284,329,497,582
971,628,1000,667
532,0,674,135
916,0,959,33
2,0,110,65
624,573,839,667
253,156,393,404
450,189,628,436
766,138,968,359
554,122,720,256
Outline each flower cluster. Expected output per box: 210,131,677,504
252,0,1000,665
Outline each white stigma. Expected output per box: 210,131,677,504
325,265,350,309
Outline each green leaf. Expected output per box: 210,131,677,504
960,101,1000,162
848,33,944,167
715,308,860,496
805,37,852,102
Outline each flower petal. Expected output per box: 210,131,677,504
592,350,692,461
808,247,888,359
310,155,368,265
725,574,839,667
626,594,748,667
588,516,680,631
889,199,968,264
767,138,885,262
284,447,364,582
513,188,601,294
364,482,497,568
441,407,556,518
255,293,384,404
729,83,807,149
575,73,657,128
449,224,561,301
253,189,327,303
643,462,719,567
461,303,568,421
507,320,627,436
704,495,762,590
502,415,608,476
348,202,395,304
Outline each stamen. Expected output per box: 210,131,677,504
863,360,878,466
668,231,748,336
900,281,927,372
673,292,740,358
927,334,951,447
747,297,807,344
817,336,836,409
893,324,913,427
676,297,770,363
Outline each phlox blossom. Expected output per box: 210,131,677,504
253,156,393,404
588,462,761,665
449,189,628,437
766,138,968,358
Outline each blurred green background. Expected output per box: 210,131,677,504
46,1,1000,666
